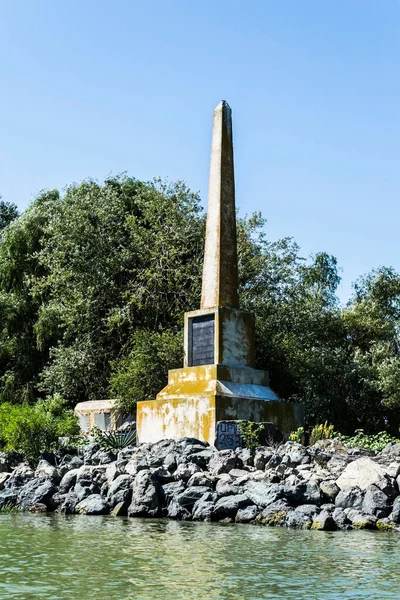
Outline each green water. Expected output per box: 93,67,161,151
0,515,399,599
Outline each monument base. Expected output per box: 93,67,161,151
136,364,303,445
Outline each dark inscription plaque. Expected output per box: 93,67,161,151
191,314,215,366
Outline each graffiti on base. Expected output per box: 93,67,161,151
216,421,243,450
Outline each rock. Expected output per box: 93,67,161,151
236,505,259,523
295,504,320,518
161,481,186,504
105,460,128,484
82,443,100,464
58,492,78,514
92,450,117,465
50,492,67,509
5,464,34,489
173,463,201,482
376,518,397,531
0,489,18,508
374,475,398,500
286,511,312,529
283,446,310,467
266,454,282,469
74,481,97,502
76,494,108,515
244,481,285,508
18,478,56,510
107,474,133,509
173,486,212,512
361,485,390,518
236,448,253,468
254,448,273,471
345,509,376,529
261,500,292,524
320,480,339,501
192,493,217,521
125,456,149,477
336,457,388,491
59,469,79,494
335,486,364,509
390,496,400,524
163,453,178,473
284,482,321,505
128,470,161,518
213,494,252,520
209,450,237,475
189,450,215,469
215,479,238,497
176,437,208,450
151,468,175,484
187,472,214,489
311,510,336,531
381,442,400,457
332,507,350,530
0,473,11,491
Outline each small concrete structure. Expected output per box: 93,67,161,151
74,399,123,434
137,101,303,445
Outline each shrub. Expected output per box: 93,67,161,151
337,429,400,454
310,422,335,445
92,427,137,450
289,427,305,444
237,421,264,452
0,395,80,462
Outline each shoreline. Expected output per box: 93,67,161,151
1,437,400,532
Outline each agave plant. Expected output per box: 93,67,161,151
93,428,137,450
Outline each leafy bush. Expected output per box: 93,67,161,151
0,395,80,462
337,429,400,454
237,421,264,452
289,427,305,444
310,422,335,445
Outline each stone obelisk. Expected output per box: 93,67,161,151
201,101,238,310
136,101,303,445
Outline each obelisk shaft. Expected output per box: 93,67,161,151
200,101,239,309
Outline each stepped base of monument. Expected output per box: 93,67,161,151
136,364,303,445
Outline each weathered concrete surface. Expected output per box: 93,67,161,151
201,100,238,310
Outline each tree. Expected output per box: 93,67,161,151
0,199,19,232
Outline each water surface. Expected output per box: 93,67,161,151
0,514,399,599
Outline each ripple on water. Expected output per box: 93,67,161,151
0,515,399,599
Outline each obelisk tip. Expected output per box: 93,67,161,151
215,100,231,112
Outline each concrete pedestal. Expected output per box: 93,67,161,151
136,364,303,445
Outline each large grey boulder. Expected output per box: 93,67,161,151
187,472,214,489
332,507,350,530
161,481,186,504
106,460,128,484
76,494,108,515
312,510,336,531
5,464,34,489
236,505,259,523
390,496,400,523
253,448,273,471
336,457,388,490
320,480,339,501
74,480,99,502
107,474,133,509
59,469,79,494
0,488,18,508
192,492,217,521
209,450,237,475
35,460,60,484
215,478,238,497
128,470,161,518
284,482,321,505
173,462,201,482
213,494,252,520
125,455,149,477
361,485,390,518
189,449,215,469
335,486,364,509
244,481,285,508
18,478,56,510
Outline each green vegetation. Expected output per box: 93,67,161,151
92,427,137,450
0,395,79,462
337,429,400,453
1,174,400,435
237,421,265,451
289,427,305,444
310,422,335,445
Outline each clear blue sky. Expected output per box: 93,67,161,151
1,1,399,303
